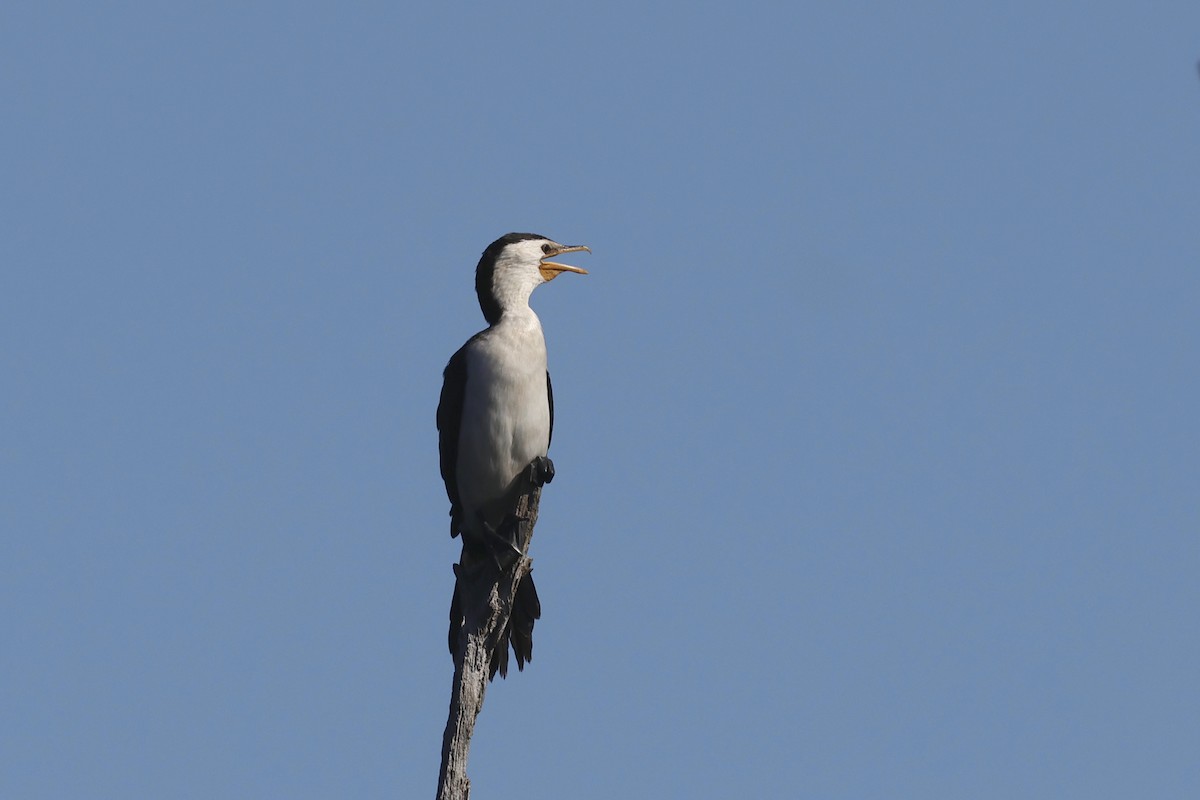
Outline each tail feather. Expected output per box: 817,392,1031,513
510,571,541,671
447,568,542,682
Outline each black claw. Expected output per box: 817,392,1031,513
531,456,555,487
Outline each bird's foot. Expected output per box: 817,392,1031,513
481,513,528,571
530,456,555,487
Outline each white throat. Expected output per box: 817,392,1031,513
489,252,544,318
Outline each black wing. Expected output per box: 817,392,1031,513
546,370,554,450
437,343,469,537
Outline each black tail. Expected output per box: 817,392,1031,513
448,569,542,681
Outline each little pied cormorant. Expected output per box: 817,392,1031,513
437,232,589,679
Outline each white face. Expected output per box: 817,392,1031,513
492,238,557,295
500,238,558,278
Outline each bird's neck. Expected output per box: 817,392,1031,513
484,274,542,326
493,302,542,333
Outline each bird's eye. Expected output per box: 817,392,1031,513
541,243,553,255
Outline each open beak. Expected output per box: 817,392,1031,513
539,245,591,282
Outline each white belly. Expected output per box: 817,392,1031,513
456,322,550,533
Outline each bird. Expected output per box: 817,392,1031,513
437,232,589,679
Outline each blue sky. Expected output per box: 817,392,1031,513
3,2,1198,797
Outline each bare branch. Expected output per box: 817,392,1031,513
436,483,542,800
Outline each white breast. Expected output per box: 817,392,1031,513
456,313,550,533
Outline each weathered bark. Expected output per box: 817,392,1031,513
436,483,541,800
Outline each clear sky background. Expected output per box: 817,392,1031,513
3,2,1198,798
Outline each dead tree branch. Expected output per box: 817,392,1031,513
436,480,542,800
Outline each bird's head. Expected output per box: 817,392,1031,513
475,232,590,324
